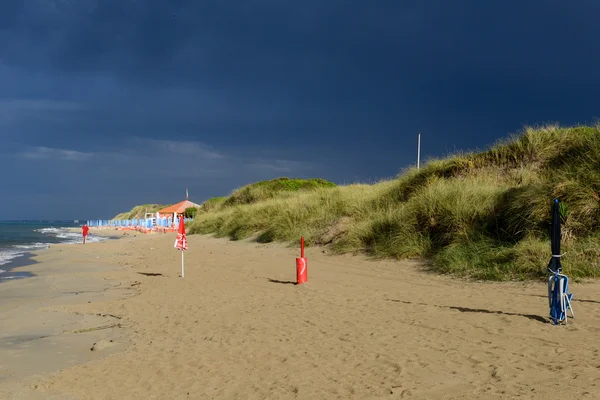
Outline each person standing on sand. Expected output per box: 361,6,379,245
82,224,89,244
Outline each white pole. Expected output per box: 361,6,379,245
182,251,185,278
417,132,421,170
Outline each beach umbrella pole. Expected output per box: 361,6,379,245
174,214,188,278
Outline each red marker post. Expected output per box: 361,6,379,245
296,237,308,284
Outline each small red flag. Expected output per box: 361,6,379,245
174,215,188,251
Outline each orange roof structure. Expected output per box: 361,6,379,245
157,200,202,215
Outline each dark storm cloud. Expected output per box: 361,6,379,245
2,137,321,219
1,0,600,219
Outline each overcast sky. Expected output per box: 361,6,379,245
1,0,599,220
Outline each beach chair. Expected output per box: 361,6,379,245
548,271,575,325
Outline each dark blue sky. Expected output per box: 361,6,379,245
1,0,599,220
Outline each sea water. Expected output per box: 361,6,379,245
0,221,106,281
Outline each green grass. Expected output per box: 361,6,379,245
200,197,227,212
221,177,336,207
185,124,600,280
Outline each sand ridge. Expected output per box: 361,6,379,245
1,231,600,399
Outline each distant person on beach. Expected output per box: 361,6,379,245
82,224,89,244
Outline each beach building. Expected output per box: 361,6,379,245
157,199,202,220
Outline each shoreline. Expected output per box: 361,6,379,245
0,228,123,283
0,252,37,281
1,232,600,399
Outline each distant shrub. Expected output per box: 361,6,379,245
183,207,199,219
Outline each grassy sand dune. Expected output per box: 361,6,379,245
189,125,600,281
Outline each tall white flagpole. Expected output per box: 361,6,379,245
417,132,421,170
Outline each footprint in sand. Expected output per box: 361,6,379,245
90,339,117,352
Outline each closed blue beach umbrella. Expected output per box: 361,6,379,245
547,199,575,325
547,198,562,274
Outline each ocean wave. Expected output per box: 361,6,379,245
56,233,105,244
13,242,51,250
1,243,51,265
0,269,5,273
0,248,29,266
35,227,106,244
56,232,83,240
34,227,62,234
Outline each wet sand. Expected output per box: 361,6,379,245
1,230,600,399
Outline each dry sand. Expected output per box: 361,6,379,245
1,230,600,399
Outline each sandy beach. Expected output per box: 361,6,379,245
1,230,600,399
